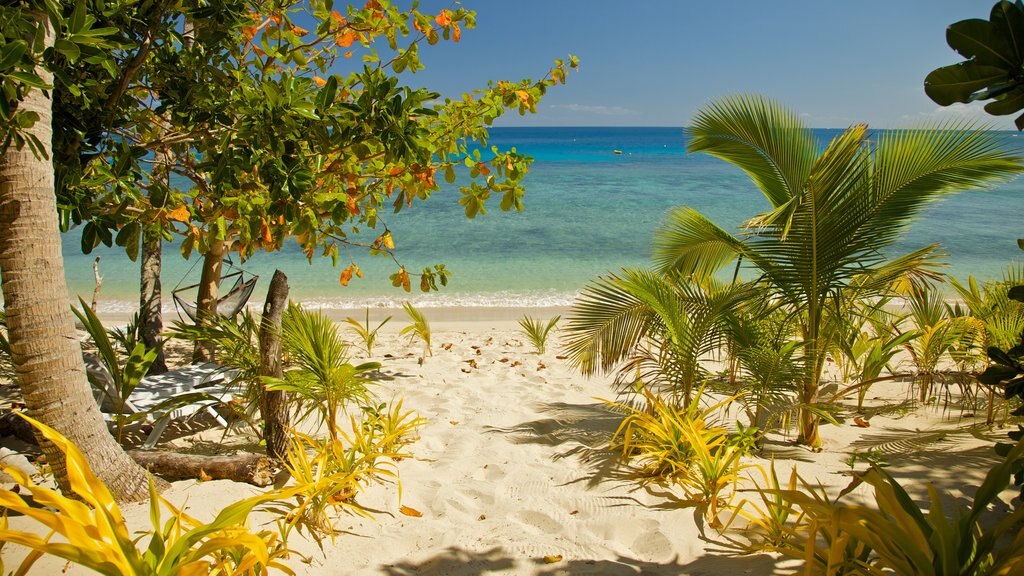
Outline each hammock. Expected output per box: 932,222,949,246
172,258,258,323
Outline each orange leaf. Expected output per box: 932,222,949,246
347,194,360,215
314,75,327,87
344,51,353,59
340,265,354,286
291,25,308,35
167,205,191,222
435,10,452,26
400,505,422,517
476,163,490,176
336,31,358,47
331,10,346,24
198,468,212,482
853,417,871,428
543,555,563,564
516,90,530,104
453,23,461,42
260,219,273,243
242,26,257,40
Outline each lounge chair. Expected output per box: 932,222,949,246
83,355,238,449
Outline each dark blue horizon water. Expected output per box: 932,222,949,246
60,127,1024,312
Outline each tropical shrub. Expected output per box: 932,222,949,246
518,315,560,354
760,439,1024,575
73,298,159,442
265,304,379,442
273,399,424,545
344,309,392,357
400,302,432,358
606,385,752,525
0,414,301,575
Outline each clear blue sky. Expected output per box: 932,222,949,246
396,1,1011,128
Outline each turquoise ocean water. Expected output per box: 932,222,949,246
61,127,1024,313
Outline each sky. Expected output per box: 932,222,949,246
388,0,1014,129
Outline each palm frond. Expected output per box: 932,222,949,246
687,94,817,208
653,207,749,278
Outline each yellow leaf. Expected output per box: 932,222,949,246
516,90,530,104
380,231,395,249
400,505,422,517
543,555,563,564
313,75,327,87
198,468,212,482
340,265,354,286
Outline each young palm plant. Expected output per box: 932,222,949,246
265,304,379,442
564,268,755,407
400,301,432,358
518,315,560,354
344,309,392,357
653,95,1023,446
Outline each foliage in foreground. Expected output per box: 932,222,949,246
344,309,392,357
736,439,1024,575
606,385,754,526
265,304,380,443
0,415,301,575
272,398,424,545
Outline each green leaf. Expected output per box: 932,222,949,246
979,363,1019,385
7,71,52,89
946,19,1015,67
924,61,1009,105
54,39,81,63
1008,285,1024,302
0,41,28,71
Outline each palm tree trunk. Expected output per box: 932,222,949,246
191,239,224,362
259,270,290,459
797,305,823,447
0,13,152,502
139,224,167,374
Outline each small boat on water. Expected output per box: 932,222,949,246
613,149,622,155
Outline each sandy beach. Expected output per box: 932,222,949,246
1,308,1010,575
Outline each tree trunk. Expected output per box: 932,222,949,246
191,239,224,362
259,270,290,459
139,224,167,374
128,450,274,486
0,14,153,502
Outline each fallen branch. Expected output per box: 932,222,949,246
128,451,276,486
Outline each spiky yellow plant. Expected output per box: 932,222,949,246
0,414,301,575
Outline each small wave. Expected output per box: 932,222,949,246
91,289,580,315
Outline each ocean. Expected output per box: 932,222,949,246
60,127,1024,313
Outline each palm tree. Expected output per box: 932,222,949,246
0,12,151,501
563,269,756,407
653,95,1023,446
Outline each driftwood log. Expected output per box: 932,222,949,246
127,451,275,486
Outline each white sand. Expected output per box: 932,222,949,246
0,315,1010,575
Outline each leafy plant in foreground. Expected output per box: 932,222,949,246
606,385,752,526
344,309,392,357
273,398,424,545
73,298,159,442
0,414,301,575
768,438,1024,575
265,304,379,442
517,314,560,354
